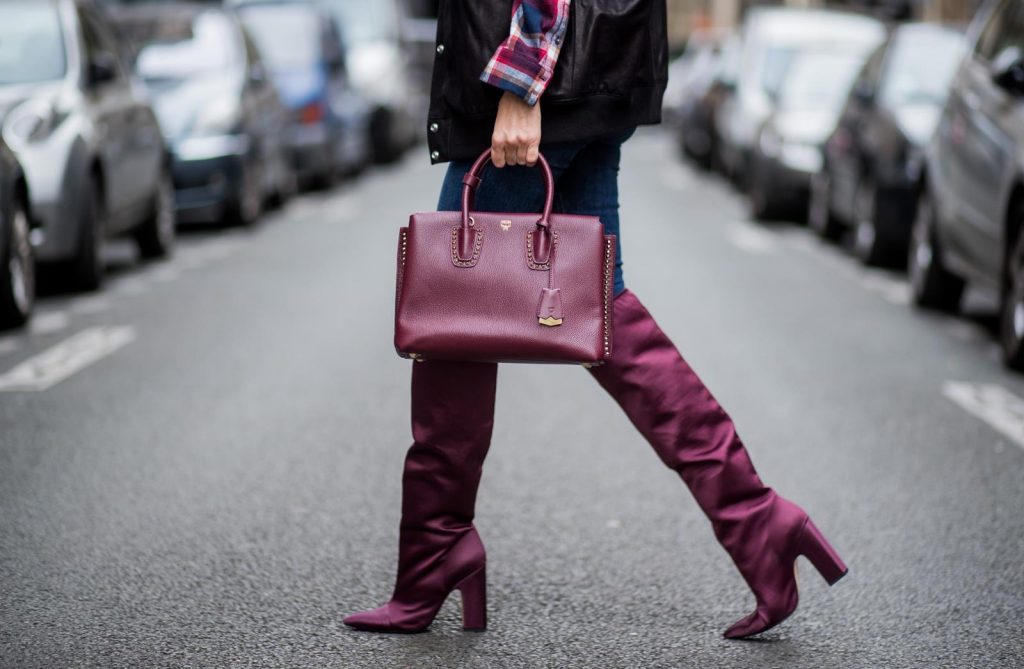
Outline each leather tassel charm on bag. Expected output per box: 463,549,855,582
537,288,563,326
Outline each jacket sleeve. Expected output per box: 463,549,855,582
479,0,571,106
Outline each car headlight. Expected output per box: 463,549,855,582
191,95,241,137
2,99,66,145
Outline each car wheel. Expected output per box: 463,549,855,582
747,160,775,221
1000,214,1024,370
370,108,399,164
908,189,964,312
68,175,104,291
0,192,35,328
809,169,843,240
852,179,888,266
135,165,176,259
227,161,262,226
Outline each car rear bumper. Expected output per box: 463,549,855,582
170,143,246,223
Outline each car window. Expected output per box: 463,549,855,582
0,1,67,85
79,6,126,81
880,29,966,107
239,5,322,70
134,11,241,81
976,0,1024,62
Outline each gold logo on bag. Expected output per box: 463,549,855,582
500,219,512,231
538,316,563,327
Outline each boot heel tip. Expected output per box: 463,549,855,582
827,567,849,586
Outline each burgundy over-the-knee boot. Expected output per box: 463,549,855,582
344,359,496,633
589,290,847,639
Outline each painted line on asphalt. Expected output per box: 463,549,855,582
0,326,136,392
728,223,777,254
28,310,71,336
943,381,1024,450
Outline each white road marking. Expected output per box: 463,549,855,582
28,310,71,335
728,223,777,254
0,326,136,392
68,295,113,315
943,381,1024,450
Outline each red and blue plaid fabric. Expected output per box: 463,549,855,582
479,0,571,106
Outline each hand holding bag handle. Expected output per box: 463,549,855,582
458,150,562,324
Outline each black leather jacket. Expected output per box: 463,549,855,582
426,0,669,164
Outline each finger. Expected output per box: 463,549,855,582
516,141,528,167
526,141,539,166
505,146,518,167
491,141,505,168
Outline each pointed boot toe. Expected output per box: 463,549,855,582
723,610,771,639
343,606,393,632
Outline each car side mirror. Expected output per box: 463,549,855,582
992,47,1024,96
88,52,118,87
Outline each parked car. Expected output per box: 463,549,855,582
667,28,734,171
315,0,418,163
714,7,885,185
112,2,294,226
910,0,1024,370
810,24,966,265
0,136,33,328
747,51,867,220
236,0,371,187
0,0,175,290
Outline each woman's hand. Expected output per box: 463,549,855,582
490,91,541,168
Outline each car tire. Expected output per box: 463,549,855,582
1000,211,1024,371
808,169,843,241
852,179,890,267
67,175,104,291
747,160,776,221
135,164,176,260
370,108,400,164
0,191,35,329
908,189,964,312
227,161,262,227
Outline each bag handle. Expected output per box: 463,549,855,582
460,150,555,232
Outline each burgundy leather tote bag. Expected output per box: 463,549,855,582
395,150,616,365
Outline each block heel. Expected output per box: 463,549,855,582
457,566,487,631
798,518,848,586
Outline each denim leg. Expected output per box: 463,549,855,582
554,130,633,295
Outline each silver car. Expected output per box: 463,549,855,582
0,0,174,291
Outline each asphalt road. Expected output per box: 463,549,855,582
1,130,1023,669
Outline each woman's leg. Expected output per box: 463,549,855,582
556,132,848,639
346,145,587,632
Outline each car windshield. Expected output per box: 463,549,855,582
321,0,396,44
778,54,865,113
0,1,67,85
133,11,239,81
240,5,321,70
880,30,965,107
760,45,800,100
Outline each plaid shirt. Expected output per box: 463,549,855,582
479,0,571,106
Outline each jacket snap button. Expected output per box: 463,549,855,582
429,122,439,133
436,44,445,55
431,150,440,160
